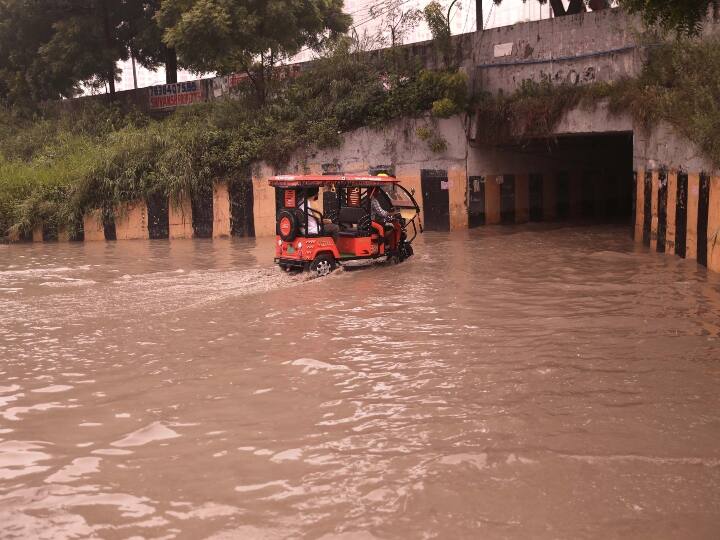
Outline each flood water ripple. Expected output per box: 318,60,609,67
1,225,720,539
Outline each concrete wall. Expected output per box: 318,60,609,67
251,115,471,236
473,9,642,94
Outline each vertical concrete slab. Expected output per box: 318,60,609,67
542,174,557,221
252,165,277,237
32,225,43,243
665,172,677,254
708,176,720,274
115,201,149,240
448,168,468,231
515,174,529,223
650,171,659,252
213,181,231,238
83,210,106,241
634,169,645,243
686,173,700,260
169,194,193,239
485,176,501,225
569,171,582,219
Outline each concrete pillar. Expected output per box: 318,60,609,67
515,174,529,224
32,225,43,242
686,173,700,260
213,181,231,238
115,201,149,240
708,176,720,274
448,168,468,231
252,165,278,237
83,210,105,241
542,174,557,221
484,175,501,225
650,171,659,252
665,172,677,254
569,171,582,219
635,169,645,243
169,194,193,239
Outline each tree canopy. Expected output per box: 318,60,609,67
622,0,720,35
0,0,133,105
0,0,179,107
157,0,351,100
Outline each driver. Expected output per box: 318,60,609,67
370,187,393,226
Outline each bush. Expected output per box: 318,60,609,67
0,46,471,240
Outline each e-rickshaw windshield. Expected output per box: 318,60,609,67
380,184,418,210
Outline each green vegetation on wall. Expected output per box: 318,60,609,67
0,42,468,240
476,38,720,168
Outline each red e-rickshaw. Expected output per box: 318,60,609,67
270,174,422,276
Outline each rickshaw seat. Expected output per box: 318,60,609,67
338,206,367,225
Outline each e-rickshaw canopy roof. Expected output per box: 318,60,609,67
268,174,399,188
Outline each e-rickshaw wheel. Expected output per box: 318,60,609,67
309,254,336,277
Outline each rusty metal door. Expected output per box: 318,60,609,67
147,192,169,239
421,170,450,231
192,185,214,238
230,180,255,237
557,172,570,219
529,174,543,222
698,173,710,266
468,176,485,228
675,173,688,258
500,175,515,224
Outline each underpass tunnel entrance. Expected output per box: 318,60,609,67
468,132,634,230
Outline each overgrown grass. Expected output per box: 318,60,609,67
476,38,720,169
0,44,468,240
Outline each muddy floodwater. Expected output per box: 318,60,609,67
2,225,720,539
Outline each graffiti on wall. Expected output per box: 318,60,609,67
517,66,597,88
149,81,205,109
547,66,596,85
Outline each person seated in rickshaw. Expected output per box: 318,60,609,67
369,187,397,246
296,188,320,235
297,188,339,237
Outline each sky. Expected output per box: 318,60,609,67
110,0,555,93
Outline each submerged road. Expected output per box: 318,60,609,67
1,225,720,539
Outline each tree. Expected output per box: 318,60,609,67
423,0,462,66
0,0,139,105
370,0,424,48
157,0,352,103
125,0,179,84
622,0,720,35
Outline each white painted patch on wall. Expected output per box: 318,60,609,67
494,42,514,58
